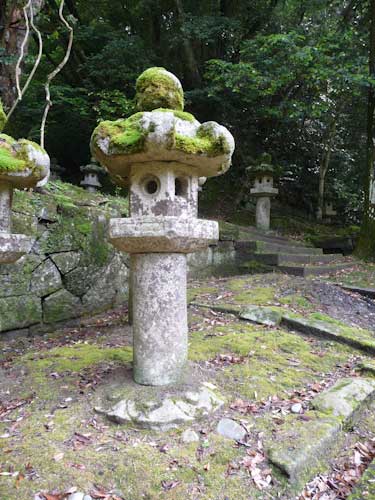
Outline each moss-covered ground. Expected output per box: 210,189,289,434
1,271,375,499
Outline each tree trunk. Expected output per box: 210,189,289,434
174,0,202,88
317,116,337,221
0,0,44,111
357,0,375,258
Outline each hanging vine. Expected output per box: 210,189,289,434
6,1,44,121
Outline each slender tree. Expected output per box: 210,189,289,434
357,0,375,258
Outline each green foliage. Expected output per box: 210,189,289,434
2,0,373,231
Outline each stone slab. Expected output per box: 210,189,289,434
31,258,62,297
0,233,33,264
190,302,240,315
43,289,82,324
311,378,375,421
266,415,342,487
239,306,282,326
267,377,375,488
281,315,375,354
96,382,224,431
109,216,218,254
82,254,128,313
339,284,375,299
50,251,81,275
0,295,42,331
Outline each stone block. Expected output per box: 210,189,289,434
109,216,218,254
281,314,375,354
240,306,282,326
311,377,375,422
82,254,128,313
266,415,342,487
43,289,82,324
0,295,42,332
31,258,62,297
50,251,81,275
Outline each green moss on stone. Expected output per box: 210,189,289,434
174,125,229,157
136,67,184,112
93,114,146,155
0,136,47,173
0,146,27,171
0,133,16,145
154,108,196,122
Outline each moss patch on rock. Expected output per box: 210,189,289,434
135,67,184,111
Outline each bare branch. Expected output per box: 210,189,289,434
7,1,43,121
40,0,73,148
5,0,31,120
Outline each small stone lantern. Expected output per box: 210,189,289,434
248,153,278,231
91,67,234,386
0,107,50,263
80,158,104,192
50,157,66,181
325,202,337,218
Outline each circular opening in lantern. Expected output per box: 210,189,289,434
142,175,160,196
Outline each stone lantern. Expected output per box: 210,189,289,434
0,106,50,264
248,153,278,231
91,67,235,387
325,202,337,218
80,158,104,192
50,157,66,181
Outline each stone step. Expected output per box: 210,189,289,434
266,378,375,491
219,222,293,244
311,377,375,423
281,315,375,354
251,252,341,266
338,284,375,299
277,262,354,277
236,226,299,244
235,240,323,257
236,231,310,247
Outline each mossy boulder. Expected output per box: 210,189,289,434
135,67,184,112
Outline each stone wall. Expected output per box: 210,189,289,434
0,181,130,336
0,183,239,337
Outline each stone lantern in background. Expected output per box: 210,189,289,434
91,67,235,387
50,157,66,181
324,201,337,222
248,153,278,231
80,158,104,193
0,105,50,264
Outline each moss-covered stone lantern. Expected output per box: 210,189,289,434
91,67,234,386
248,153,278,231
80,158,104,192
0,103,50,264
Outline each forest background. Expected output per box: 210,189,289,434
1,0,375,256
